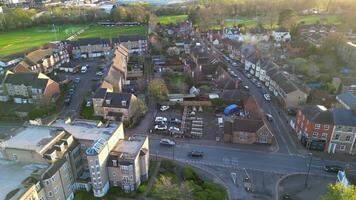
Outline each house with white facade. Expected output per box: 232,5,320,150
272,28,291,43
223,27,241,40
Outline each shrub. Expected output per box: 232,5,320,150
138,185,146,193
182,166,196,181
160,159,175,173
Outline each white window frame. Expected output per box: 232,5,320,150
346,135,351,142
321,133,327,138
315,124,321,129
324,125,329,130
312,132,318,137
48,191,53,197
340,145,346,151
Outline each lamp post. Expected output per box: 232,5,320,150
305,152,313,188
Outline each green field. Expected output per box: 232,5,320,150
158,15,188,25
298,14,341,25
0,25,147,58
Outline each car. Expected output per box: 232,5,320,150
169,126,181,134
154,124,167,130
251,78,257,83
247,74,252,79
266,114,273,121
264,94,271,101
189,111,196,117
232,62,238,67
81,66,88,73
64,97,71,105
160,138,175,146
74,77,81,83
323,165,343,173
287,107,297,116
231,72,238,77
160,105,170,112
86,100,92,107
257,83,262,88
69,88,75,95
155,117,168,123
188,151,204,158
243,85,249,90
96,71,104,76
92,77,101,81
170,118,182,124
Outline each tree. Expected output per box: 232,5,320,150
278,8,298,30
180,182,193,200
319,183,356,200
148,79,168,101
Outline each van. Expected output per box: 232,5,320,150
218,117,224,128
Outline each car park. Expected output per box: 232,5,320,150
160,105,170,112
160,138,176,146
188,151,204,158
323,165,343,173
264,94,271,101
154,124,167,130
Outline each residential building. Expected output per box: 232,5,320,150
112,35,148,55
222,27,241,40
272,28,291,43
240,44,259,72
0,70,12,102
92,88,140,121
0,54,23,68
14,45,69,74
295,105,334,151
341,77,356,94
69,38,111,59
221,39,242,60
336,92,356,110
3,71,60,104
328,109,356,154
107,135,149,192
103,45,129,92
223,118,273,144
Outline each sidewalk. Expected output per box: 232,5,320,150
277,173,334,200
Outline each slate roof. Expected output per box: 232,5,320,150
42,158,67,180
336,92,356,109
94,88,133,109
300,105,333,124
332,109,356,127
224,118,264,134
71,38,110,46
4,72,50,90
25,48,55,64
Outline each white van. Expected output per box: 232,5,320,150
218,117,224,128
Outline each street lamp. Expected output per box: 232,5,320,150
305,153,313,188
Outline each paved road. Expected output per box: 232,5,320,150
205,40,300,155
149,138,355,176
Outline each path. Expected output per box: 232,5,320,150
139,159,161,199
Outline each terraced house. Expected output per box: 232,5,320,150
14,43,69,74
2,71,60,104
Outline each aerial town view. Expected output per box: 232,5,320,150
0,0,356,199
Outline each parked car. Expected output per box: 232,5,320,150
232,62,238,67
160,105,170,112
287,107,297,116
257,83,262,88
68,88,75,95
64,97,71,105
74,77,81,83
188,151,204,158
81,66,88,73
169,126,181,134
155,117,168,123
170,118,182,124
266,114,273,121
86,100,92,107
323,165,343,173
264,94,271,101
243,85,249,90
154,124,167,130
160,138,175,146
96,71,104,76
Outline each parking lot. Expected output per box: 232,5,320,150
58,58,112,117
152,105,222,141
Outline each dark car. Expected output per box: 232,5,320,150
170,118,182,124
323,165,343,173
287,107,297,116
188,151,204,158
64,97,71,105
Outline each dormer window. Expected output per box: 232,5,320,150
105,99,111,105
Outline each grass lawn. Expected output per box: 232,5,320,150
77,25,147,39
298,14,341,25
0,24,85,58
158,15,188,25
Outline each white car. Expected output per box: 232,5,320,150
160,138,175,146
81,66,88,73
155,117,167,123
169,126,180,133
266,114,273,121
155,124,167,130
160,105,170,112
96,71,104,76
232,62,238,67
243,85,249,90
264,94,271,101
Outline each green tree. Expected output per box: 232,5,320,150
278,8,298,30
319,182,356,200
152,175,180,200
148,79,168,101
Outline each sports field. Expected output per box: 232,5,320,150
0,25,147,58
158,15,188,25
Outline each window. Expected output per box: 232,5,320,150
54,186,58,194
324,125,329,130
312,132,318,137
45,180,50,186
12,154,17,161
346,136,351,142
334,134,340,140
112,160,117,167
112,172,116,177
340,145,346,151
322,133,327,138
348,127,353,132
315,124,321,129
48,191,53,197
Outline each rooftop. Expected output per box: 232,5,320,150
336,92,356,109
0,159,47,200
111,135,147,158
51,119,120,142
4,126,64,154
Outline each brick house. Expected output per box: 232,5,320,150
112,35,148,55
92,88,140,121
295,105,334,151
3,71,60,104
14,45,69,74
